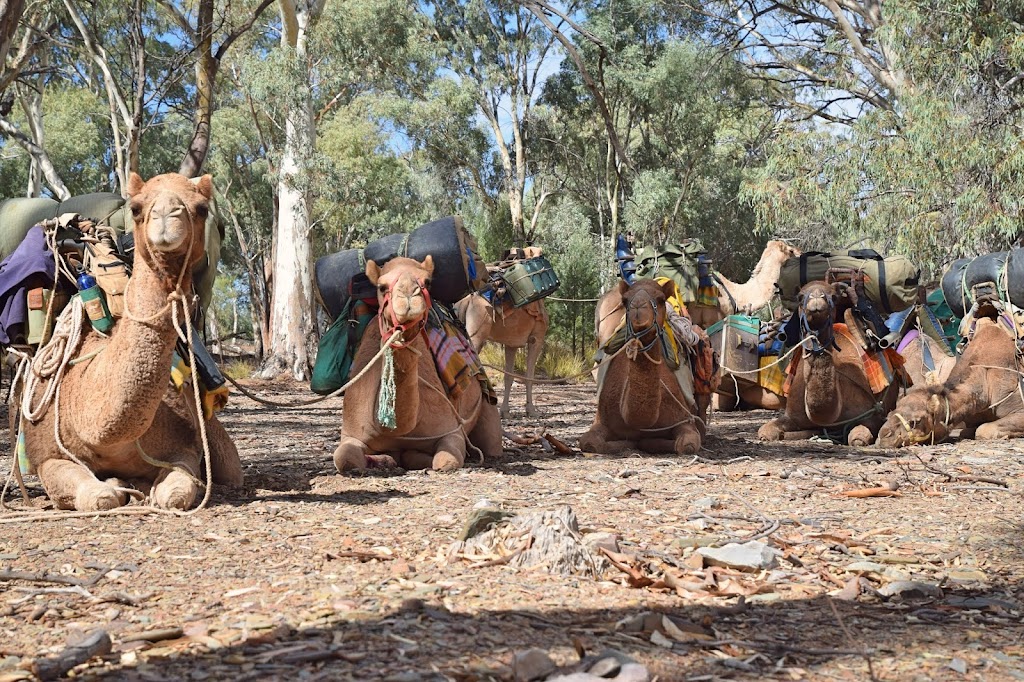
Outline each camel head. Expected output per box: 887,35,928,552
877,388,951,447
127,172,212,267
767,240,801,261
618,278,671,349
368,256,434,339
797,281,839,354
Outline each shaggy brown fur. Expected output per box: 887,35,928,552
595,240,800,347
455,294,548,417
334,256,503,472
757,281,901,447
878,317,1024,447
23,173,242,511
579,279,704,456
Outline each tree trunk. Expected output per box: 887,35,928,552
18,81,43,197
178,0,215,177
0,0,25,69
261,0,324,380
0,117,70,199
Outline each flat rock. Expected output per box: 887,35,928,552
878,580,943,600
512,648,557,681
583,532,620,555
697,541,779,571
845,561,886,574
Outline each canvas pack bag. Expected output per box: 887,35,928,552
634,239,707,304
777,249,920,314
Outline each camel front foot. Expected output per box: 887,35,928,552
674,425,702,455
524,403,541,418
847,425,877,447
37,459,127,511
334,437,370,472
152,468,199,510
579,424,633,454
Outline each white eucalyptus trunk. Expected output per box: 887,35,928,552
261,0,324,380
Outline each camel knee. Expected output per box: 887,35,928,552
847,425,876,447
757,420,785,441
152,469,199,510
334,438,369,472
74,481,127,512
975,422,1003,440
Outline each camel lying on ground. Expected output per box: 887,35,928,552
878,315,1023,447
334,256,503,472
455,294,548,418
21,173,242,511
757,281,904,447
579,279,705,456
596,240,800,346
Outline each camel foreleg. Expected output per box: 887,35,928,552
432,432,467,472
758,415,818,442
579,421,634,454
468,403,504,461
500,345,516,419
37,459,129,511
975,411,1024,440
205,416,243,487
524,336,543,417
150,452,202,510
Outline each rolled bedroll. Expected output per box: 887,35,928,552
940,249,1024,319
0,191,223,314
777,249,920,314
314,215,488,321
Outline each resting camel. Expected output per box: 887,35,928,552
334,256,503,472
579,278,705,456
878,315,1022,447
757,281,904,447
455,294,548,417
595,240,800,347
21,173,242,511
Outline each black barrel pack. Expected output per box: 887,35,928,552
940,250,1024,319
314,216,488,321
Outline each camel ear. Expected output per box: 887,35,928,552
126,172,145,198
421,254,434,276
928,393,943,415
191,174,214,199
617,279,631,296
366,260,381,285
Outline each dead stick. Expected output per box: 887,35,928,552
120,627,184,643
840,487,901,498
32,629,112,681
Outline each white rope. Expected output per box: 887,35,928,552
21,297,88,423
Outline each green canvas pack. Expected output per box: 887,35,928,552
634,239,706,304
777,249,920,314
310,300,375,395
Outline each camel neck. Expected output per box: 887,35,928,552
802,352,844,425
380,334,424,435
620,344,665,429
74,253,193,447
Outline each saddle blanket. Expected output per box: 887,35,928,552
784,323,908,397
425,305,497,405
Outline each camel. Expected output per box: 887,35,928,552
333,256,503,472
579,278,705,456
21,172,242,511
757,281,904,447
878,315,1023,447
455,294,548,418
595,240,800,347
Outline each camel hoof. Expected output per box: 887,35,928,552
75,484,125,512
525,404,541,418
333,440,368,473
432,452,463,472
499,407,511,419
757,422,785,441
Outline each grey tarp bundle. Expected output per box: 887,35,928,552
0,192,223,314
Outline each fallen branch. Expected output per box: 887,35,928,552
324,550,395,562
32,629,112,681
840,487,901,498
543,433,573,454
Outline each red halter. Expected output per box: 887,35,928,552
378,277,431,347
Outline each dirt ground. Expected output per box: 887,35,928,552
1,378,1023,682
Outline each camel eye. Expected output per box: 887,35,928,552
423,278,432,288
378,284,388,293
130,202,142,217
196,203,209,219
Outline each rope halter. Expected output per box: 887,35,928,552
377,275,432,348
623,289,662,360
798,289,838,356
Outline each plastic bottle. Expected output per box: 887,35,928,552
76,269,114,333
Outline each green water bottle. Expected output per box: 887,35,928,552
76,269,114,333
